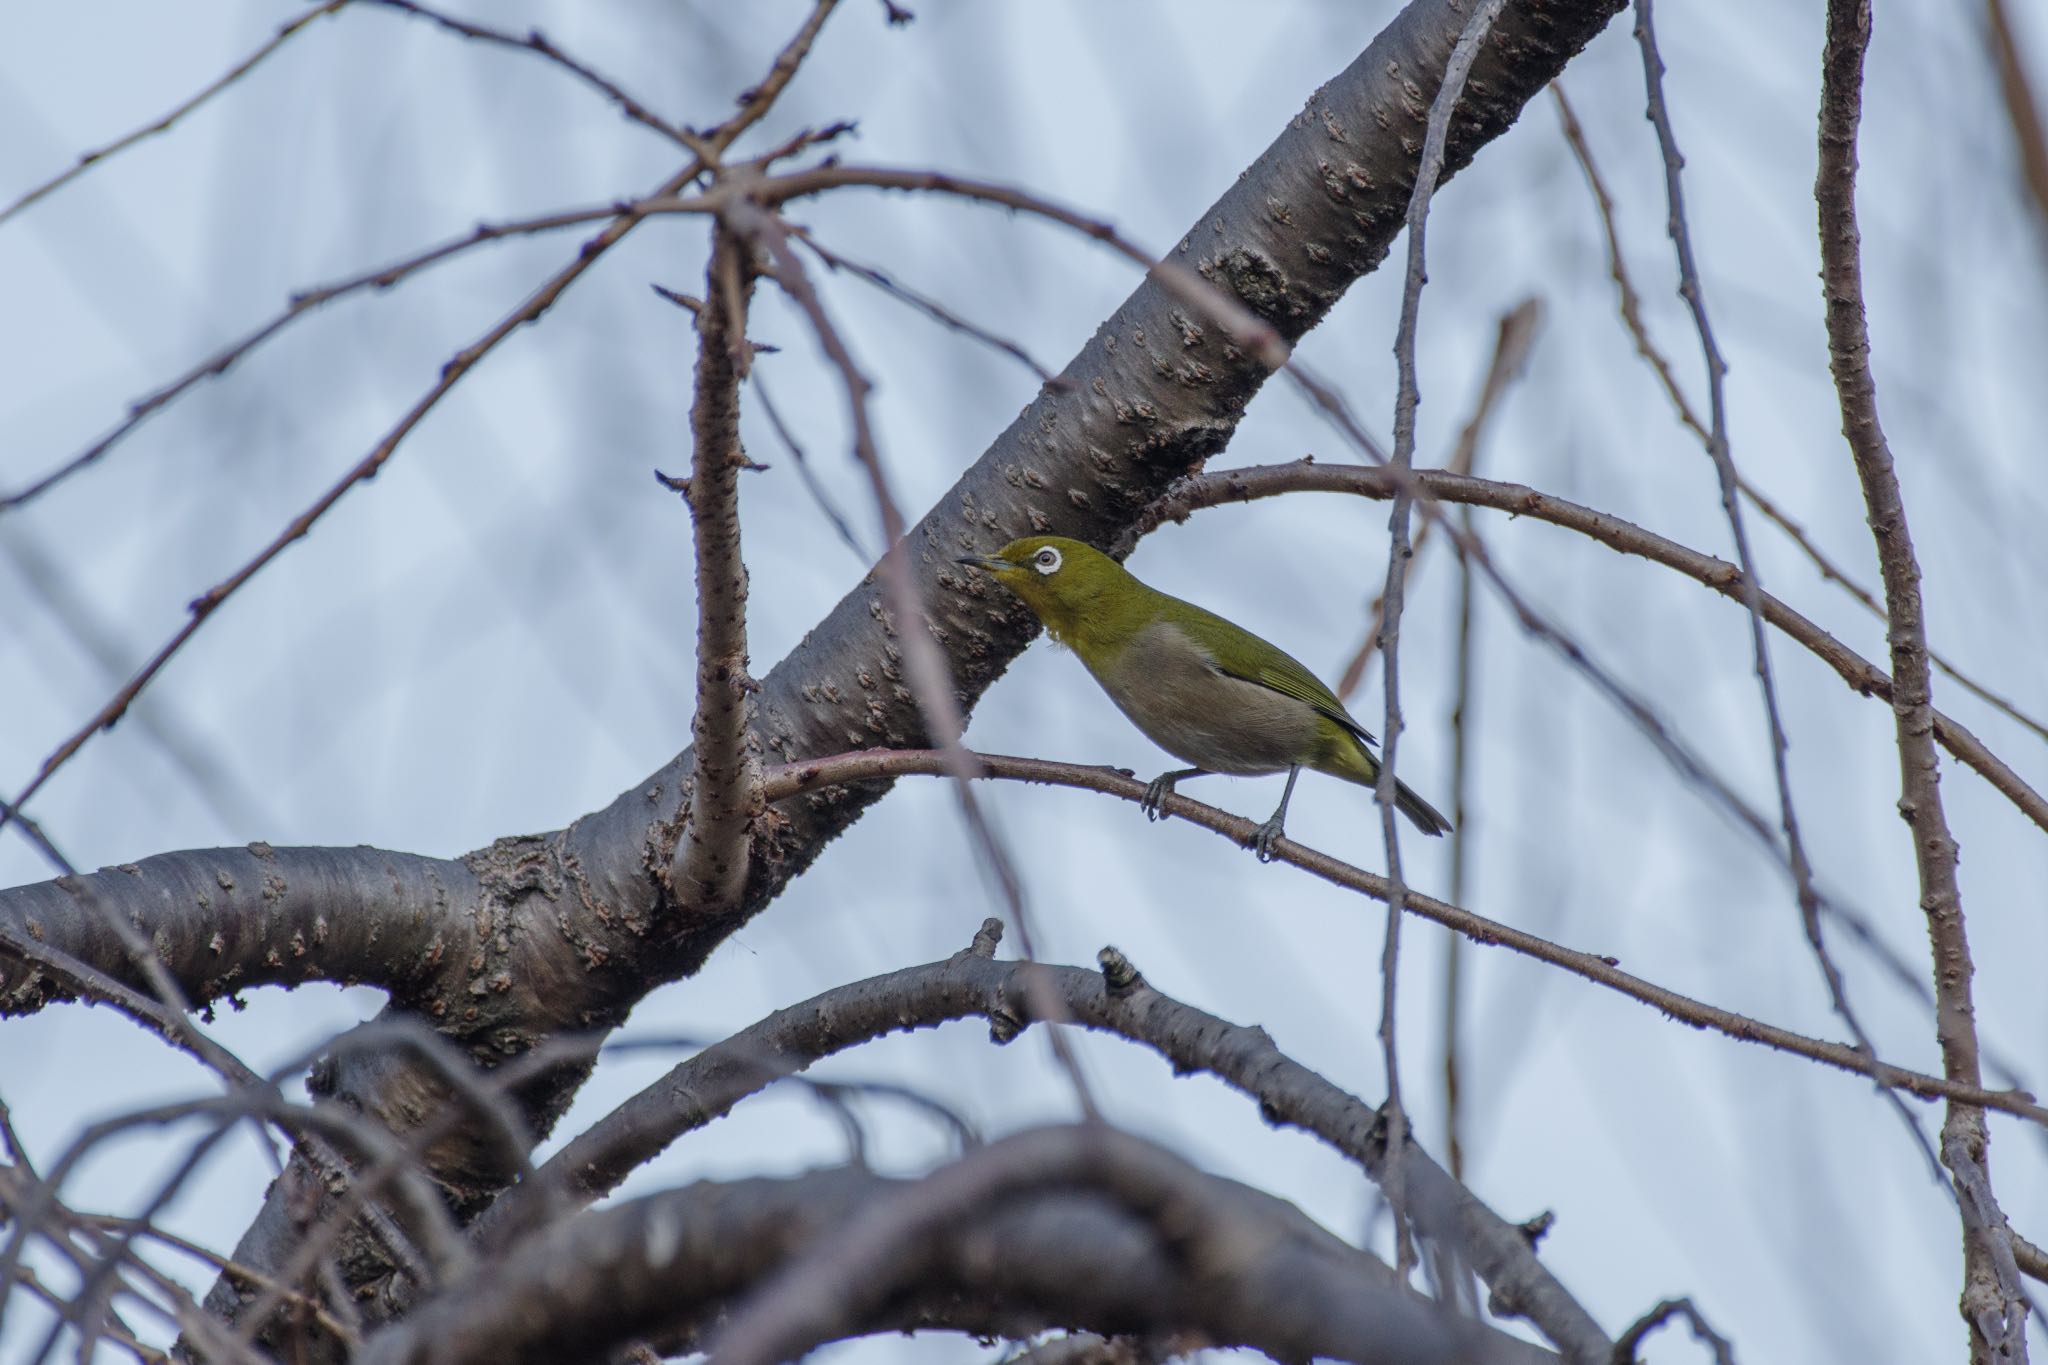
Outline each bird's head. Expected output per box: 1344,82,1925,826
955,535,1133,643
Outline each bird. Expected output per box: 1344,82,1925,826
956,535,1449,860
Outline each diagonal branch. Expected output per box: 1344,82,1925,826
761,750,2048,1123
0,2,350,231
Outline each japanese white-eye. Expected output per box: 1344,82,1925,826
958,535,1450,859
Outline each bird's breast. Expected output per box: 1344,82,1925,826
1088,621,1320,774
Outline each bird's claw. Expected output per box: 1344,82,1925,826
1250,815,1285,862
1140,774,1176,822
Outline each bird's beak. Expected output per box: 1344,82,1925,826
954,553,1004,571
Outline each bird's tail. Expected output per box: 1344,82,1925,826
1323,733,1452,836
1345,751,1452,836
1391,777,1452,838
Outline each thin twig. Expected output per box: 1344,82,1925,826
1443,503,1479,1183
1374,0,1510,1279
792,230,1064,383
747,368,870,560
724,196,1099,1118
707,0,842,158
1612,1296,1737,1365
1336,299,1541,697
0,2,350,231
0,795,71,874
1817,1,2028,1353
1985,0,2048,270
0,163,707,844
0,201,641,513
358,0,697,149
1633,0,1925,1174
1551,81,2048,749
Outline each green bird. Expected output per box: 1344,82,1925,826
957,535,1450,860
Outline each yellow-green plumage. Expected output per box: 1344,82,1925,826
958,535,1449,857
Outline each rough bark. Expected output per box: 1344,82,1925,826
357,1128,1556,1365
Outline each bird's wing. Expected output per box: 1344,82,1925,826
1179,606,1381,749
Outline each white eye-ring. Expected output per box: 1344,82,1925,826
1032,546,1062,575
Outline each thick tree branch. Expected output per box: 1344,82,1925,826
470,927,1610,1360
0,844,479,1017
363,1127,1553,1365
1817,2,2027,1357
709,1126,1531,1365
670,229,763,912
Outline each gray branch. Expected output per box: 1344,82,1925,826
361,1126,1556,1365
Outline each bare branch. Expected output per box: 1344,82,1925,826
709,1126,1529,1365
1442,505,1482,1182
1818,2,2028,1353
1337,299,1541,700
0,795,70,876
1986,0,2048,269
708,0,843,158
1373,1,1510,1277
794,230,1064,382
369,1127,1555,1365
471,927,1609,1361
0,2,350,230
357,0,698,149
0,200,641,514
1612,1297,1736,1365
761,749,2046,1125
1550,82,2048,748
0,160,708,847
670,229,764,913
1,844,479,1017
1634,0,1922,1176
747,367,870,560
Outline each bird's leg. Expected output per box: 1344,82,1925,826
1250,765,1301,862
1141,767,1209,822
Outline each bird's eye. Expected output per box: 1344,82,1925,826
1033,547,1062,575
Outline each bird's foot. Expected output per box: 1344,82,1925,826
1140,773,1178,822
1250,813,1286,862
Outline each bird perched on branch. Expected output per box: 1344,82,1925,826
957,535,1449,860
